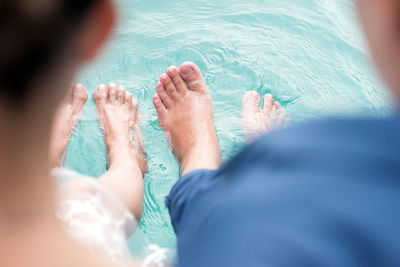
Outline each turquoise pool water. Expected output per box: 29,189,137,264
66,0,391,261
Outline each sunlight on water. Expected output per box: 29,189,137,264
65,0,390,261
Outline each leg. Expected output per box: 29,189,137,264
50,83,146,220
49,83,87,168
153,62,222,177
51,84,145,262
94,84,147,220
241,91,290,143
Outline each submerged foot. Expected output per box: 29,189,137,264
153,62,221,176
242,91,290,143
94,84,147,174
50,84,87,167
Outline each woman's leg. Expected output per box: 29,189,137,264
93,83,147,220
49,83,87,168
50,83,146,221
50,83,146,263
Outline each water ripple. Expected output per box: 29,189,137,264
66,0,391,261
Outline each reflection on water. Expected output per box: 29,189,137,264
65,0,390,261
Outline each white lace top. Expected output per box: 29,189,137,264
53,168,137,264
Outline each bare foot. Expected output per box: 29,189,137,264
241,91,290,143
153,62,221,176
94,84,147,174
93,84,147,219
50,84,87,168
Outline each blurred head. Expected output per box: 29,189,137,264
356,0,400,101
0,0,115,112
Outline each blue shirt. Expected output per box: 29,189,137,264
166,116,400,267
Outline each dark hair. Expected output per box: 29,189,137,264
0,0,96,105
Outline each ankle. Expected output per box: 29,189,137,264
49,144,66,168
107,147,147,174
178,145,222,176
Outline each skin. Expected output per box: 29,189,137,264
153,62,290,176
0,0,132,266
94,83,147,220
0,0,398,266
242,91,290,143
51,83,146,220
153,62,291,176
155,0,400,175
356,0,400,101
49,83,88,167
153,63,222,176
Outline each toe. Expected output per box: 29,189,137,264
94,84,108,107
276,108,286,122
263,94,274,115
167,66,187,96
160,73,179,99
272,101,282,113
72,83,88,106
271,108,287,130
153,94,167,128
179,62,207,92
64,83,74,104
131,98,138,111
156,82,172,108
108,83,118,104
117,86,125,105
131,98,139,121
125,91,132,111
242,91,261,114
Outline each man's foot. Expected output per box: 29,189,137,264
153,62,221,176
241,91,290,143
94,84,147,174
50,84,87,168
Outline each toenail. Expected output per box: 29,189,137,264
98,85,107,93
181,66,194,75
160,74,169,82
156,83,163,92
167,67,178,75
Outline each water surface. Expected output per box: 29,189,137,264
66,0,390,260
